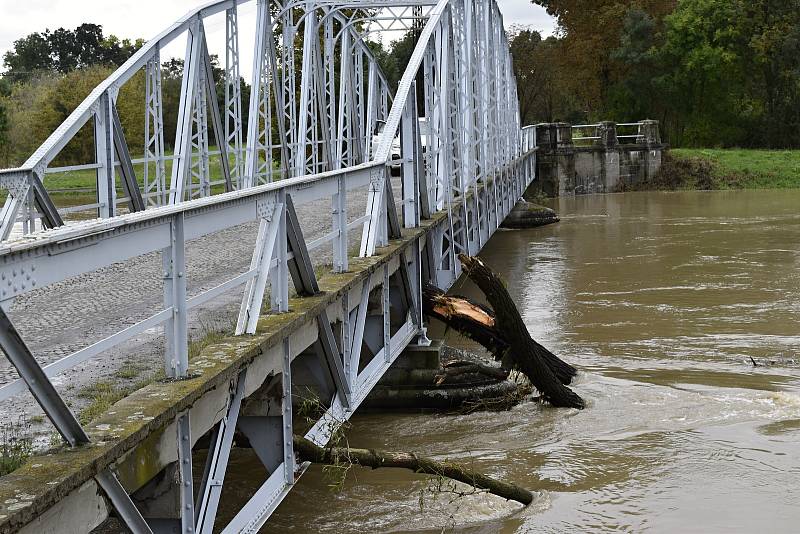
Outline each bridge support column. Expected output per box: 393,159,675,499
599,121,621,192
531,122,574,198
639,119,663,181
394,339,442,370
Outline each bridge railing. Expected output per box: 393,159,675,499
0,0,533,531
572,121,658,147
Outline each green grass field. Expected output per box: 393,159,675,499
43,149,231,192
1,149,239,212
670,148,800,189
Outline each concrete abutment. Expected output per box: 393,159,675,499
529,120,666,196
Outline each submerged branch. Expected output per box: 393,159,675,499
293,436,534,505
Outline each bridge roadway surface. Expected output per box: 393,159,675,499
1,183,402,443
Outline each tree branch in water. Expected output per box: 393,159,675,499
293,436,534,505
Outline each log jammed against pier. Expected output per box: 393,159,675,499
423,255,585,409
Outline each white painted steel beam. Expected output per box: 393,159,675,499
0,1,534,532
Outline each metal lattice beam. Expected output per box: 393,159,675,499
0,0,533,531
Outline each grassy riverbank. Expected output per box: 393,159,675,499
0,148,240,212
645,149,800,190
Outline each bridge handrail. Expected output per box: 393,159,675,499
0,160,379,255
572,121,647,136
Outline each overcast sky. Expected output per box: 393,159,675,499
0,0,556,74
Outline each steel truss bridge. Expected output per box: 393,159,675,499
0,0,537,531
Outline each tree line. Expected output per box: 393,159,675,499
8,2,789,168
513,0,800,148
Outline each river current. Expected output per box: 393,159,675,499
225,190,800,533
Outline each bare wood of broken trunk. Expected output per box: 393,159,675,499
293,437,534,505
457,254,584,408
422,285,578,385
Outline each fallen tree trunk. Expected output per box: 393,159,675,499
436,360,510,385
456,254,584,409
293,436,533,505
422,285,577,386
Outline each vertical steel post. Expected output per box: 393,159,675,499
413,237,430,344
281,338,295,484
382,264,390,362
335,30,351,169
271,191,289,313
354,45,365,162
365,64,377,158
332,173,348,273
401,82,420,229
177,412,194,533
244,0,268,187
282,11,298,177
295,6,317,176
144,49,167,207
341,290,353,389
95,91,115,218
324,15,337,166
163,213,188,378
225,2,245,187
191,23,211,199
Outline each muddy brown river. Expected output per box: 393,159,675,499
223,190,800,532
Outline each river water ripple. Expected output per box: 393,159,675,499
224,190,800,533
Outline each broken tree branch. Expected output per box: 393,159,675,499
457,254,584,409
293,436,534,505
422,285,578,385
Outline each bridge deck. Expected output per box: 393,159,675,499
0,184,386,434
0,218,435,533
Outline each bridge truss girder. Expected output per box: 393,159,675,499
0,0,538,531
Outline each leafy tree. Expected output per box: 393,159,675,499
528,0,676,121
525,0,800,148
510,28,546,124
509,27,585,124
606,8,661,122
650,0,800,147
2,24,143,81
0,66,145,166
0,100,9,165
387,30,419,90
367,40,399,93
739,0,800,147
2,32,51,77
654,0,748,146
